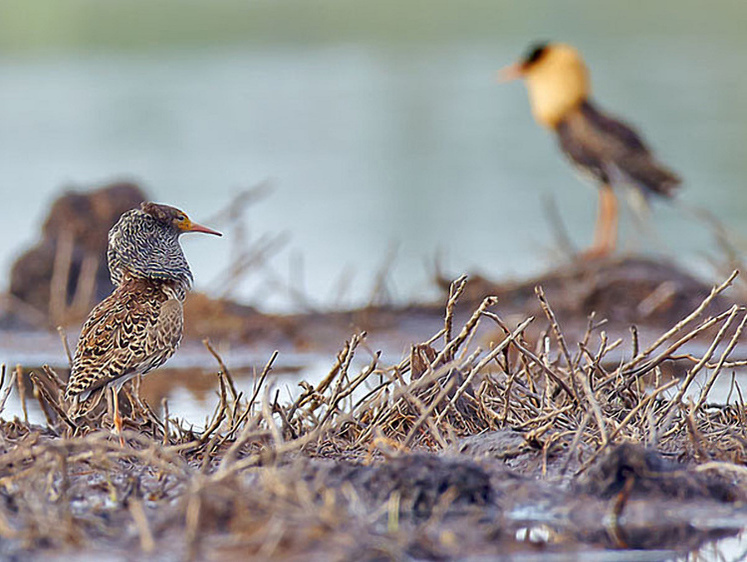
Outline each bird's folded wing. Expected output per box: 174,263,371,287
66,281,180,398
557,101,680,197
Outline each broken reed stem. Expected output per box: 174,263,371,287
57,327,73,367
443,275,468,359
162,398,170,446
402,377,455,448
434,316,533,426
311,335,373,432
535,286,581,404
41,364,67,391
578,367,608,446
363,366,451,449
293,333,365,419
16,365,27,425
70,252,99,318
49,228,74,327
199,371,228,444
535,286,575,372
559,412,590,477
261,385,283,453
572,312,597,371
576,378,680,475
482,311,577,403
223,350,279,442
693,309,747,413
623,269,738,372
128,499,155,553
657,305,741,429
513,404,574,430
0,365,12,416
203,339,239,402
432,296,498,371
602,307,736,386
250,351,279,412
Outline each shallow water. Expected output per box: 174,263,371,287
0,2,746,311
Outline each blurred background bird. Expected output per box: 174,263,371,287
500,41,681,259
64,202,221,440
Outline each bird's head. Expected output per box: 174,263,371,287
107,202,220,287
141,202,222,237
499,42,590,129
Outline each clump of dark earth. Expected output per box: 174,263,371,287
576,442,747,502
8,180,146,326
310,454,493,518
445,256,733,327
290,445,745,556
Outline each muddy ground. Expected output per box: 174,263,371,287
0,254,747,560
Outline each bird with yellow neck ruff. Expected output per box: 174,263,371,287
64,202,221,441
500,42,681,259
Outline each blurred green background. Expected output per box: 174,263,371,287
1,0,745,310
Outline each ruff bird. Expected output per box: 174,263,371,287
64,202,221,438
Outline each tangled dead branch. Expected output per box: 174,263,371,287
0,270,745,558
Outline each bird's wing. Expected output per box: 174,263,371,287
142,296,184,375
557,101,681,197
578,101,649,153
556,113,610,185
65,280,181,399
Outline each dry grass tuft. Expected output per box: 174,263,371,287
1,270,746,557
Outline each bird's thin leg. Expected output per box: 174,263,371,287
596,184,618,253
112,386,125,447
583,184,618,259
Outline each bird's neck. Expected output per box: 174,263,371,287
107,210,194,290
525,68,590,130
117,271,189,302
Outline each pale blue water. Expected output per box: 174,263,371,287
0,2,746,311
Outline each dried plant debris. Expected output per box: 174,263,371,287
1,271,747,559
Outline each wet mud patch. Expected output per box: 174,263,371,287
308,454,494,518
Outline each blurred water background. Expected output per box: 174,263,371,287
0,0,746,311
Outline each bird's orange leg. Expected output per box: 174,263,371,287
112,386,125,447
582,185,618,260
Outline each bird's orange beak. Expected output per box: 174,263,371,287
496,62,525,83
185,220,222,236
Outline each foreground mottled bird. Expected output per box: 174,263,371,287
500,42,681,258
64,202,221,436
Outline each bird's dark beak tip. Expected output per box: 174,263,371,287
188,222,222,236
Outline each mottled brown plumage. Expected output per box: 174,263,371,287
64,274,184,400
64,202,220,409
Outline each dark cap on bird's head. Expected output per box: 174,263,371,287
521,41,550,68
141,202,222,237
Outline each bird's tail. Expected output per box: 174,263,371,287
623,156,681,199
